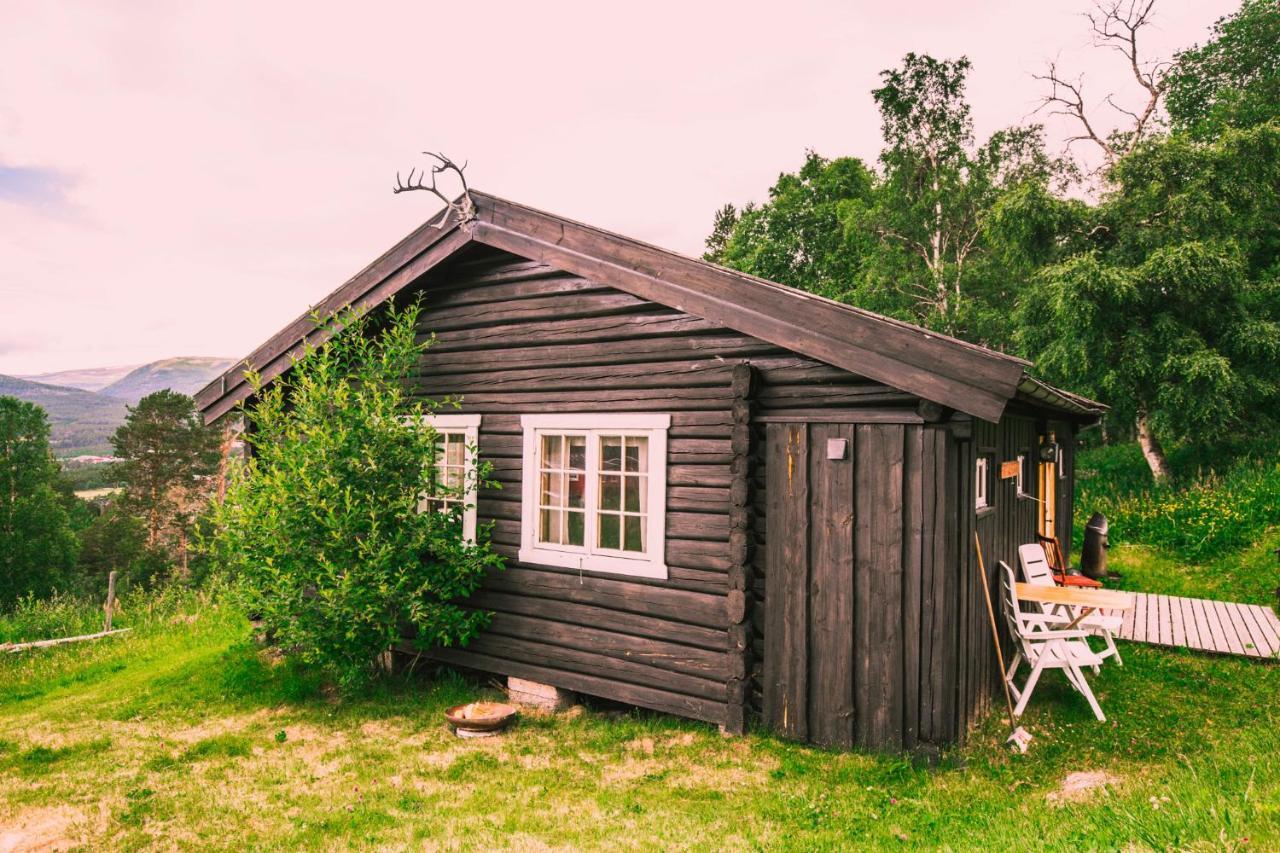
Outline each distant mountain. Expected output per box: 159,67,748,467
18,364,142,393
99,357,235,404
0,375,129,456
1,357,234,457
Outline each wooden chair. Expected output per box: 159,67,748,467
1019,543,1123,666
999,561,1108,721
1037,533,1102,588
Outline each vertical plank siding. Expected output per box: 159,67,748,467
758,421,951,751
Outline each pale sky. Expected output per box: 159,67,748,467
1,0,1234,374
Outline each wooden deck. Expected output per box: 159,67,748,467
1107,593,1280,660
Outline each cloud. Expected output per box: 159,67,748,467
0,162,75,211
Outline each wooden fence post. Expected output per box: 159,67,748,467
104,571,117,632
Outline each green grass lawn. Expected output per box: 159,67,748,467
2,537,1279,850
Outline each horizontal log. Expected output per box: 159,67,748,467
420,291,652,333
757,386,916,408
407,385,733,412
420,333,778,376
468,590,728,650
482,566,726,628
417,643,728,726
431,631,726,701
424,311,723,353
427,272,604,307
484,612,731,681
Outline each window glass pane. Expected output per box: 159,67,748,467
625,437,647,473
623,515,645,552
598,513,620,550
568,436,586,471
446,435,465,466
540,509,561,544
600,475,621,511
568,472,585,508
624,475,643,512
602,436,622,472
540,471,559,506
542,434,562,468
567,510,585,546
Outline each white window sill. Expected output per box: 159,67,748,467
518,547,668,580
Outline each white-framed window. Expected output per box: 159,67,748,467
519,413,669,579
419,413,481,542
975,455,990,510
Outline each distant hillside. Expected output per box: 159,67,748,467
17,364,141,393
1,357,234,456
99,357,234,404
0,375,129,456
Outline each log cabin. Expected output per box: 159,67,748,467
195,190,1104,752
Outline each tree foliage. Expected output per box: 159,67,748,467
0,397,78,606
112,390,220,573
703,151,875,300
1166,0,1280,139
207,301,503,690
1018,122,1280,478
706,54,1069,347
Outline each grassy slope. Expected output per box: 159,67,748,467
2,544,1279,851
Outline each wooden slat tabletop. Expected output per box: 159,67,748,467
1015,583,1134,610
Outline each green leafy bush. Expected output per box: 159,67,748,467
1077,442,1280,561
206,301,503,690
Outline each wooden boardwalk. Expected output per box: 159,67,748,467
1107,593,1280,660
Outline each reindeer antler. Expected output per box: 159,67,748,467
393,152,476,228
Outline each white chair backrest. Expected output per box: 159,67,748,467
1019,543,1056,587
998,561,1027,644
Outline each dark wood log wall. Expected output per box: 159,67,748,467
400,247,911,728
952,414,1077,736
381,244,1082,746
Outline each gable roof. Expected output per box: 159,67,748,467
195,190,1104,424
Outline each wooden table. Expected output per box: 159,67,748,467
1015,583,1135,630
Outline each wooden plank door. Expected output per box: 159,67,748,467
763,422,856,749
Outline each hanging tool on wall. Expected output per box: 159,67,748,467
975,532,1033,753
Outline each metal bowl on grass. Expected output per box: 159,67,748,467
445,701,518,736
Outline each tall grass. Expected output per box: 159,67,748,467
0,584,216,645
1076,441,1280,562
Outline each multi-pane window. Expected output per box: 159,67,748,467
519,414,669,579
419,414,480,542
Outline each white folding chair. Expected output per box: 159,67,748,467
1000,561,1108,721
1018,543,1123,667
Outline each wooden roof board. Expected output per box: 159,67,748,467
195,190,1103,424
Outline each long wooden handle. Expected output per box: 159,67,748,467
975,532,1018,727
